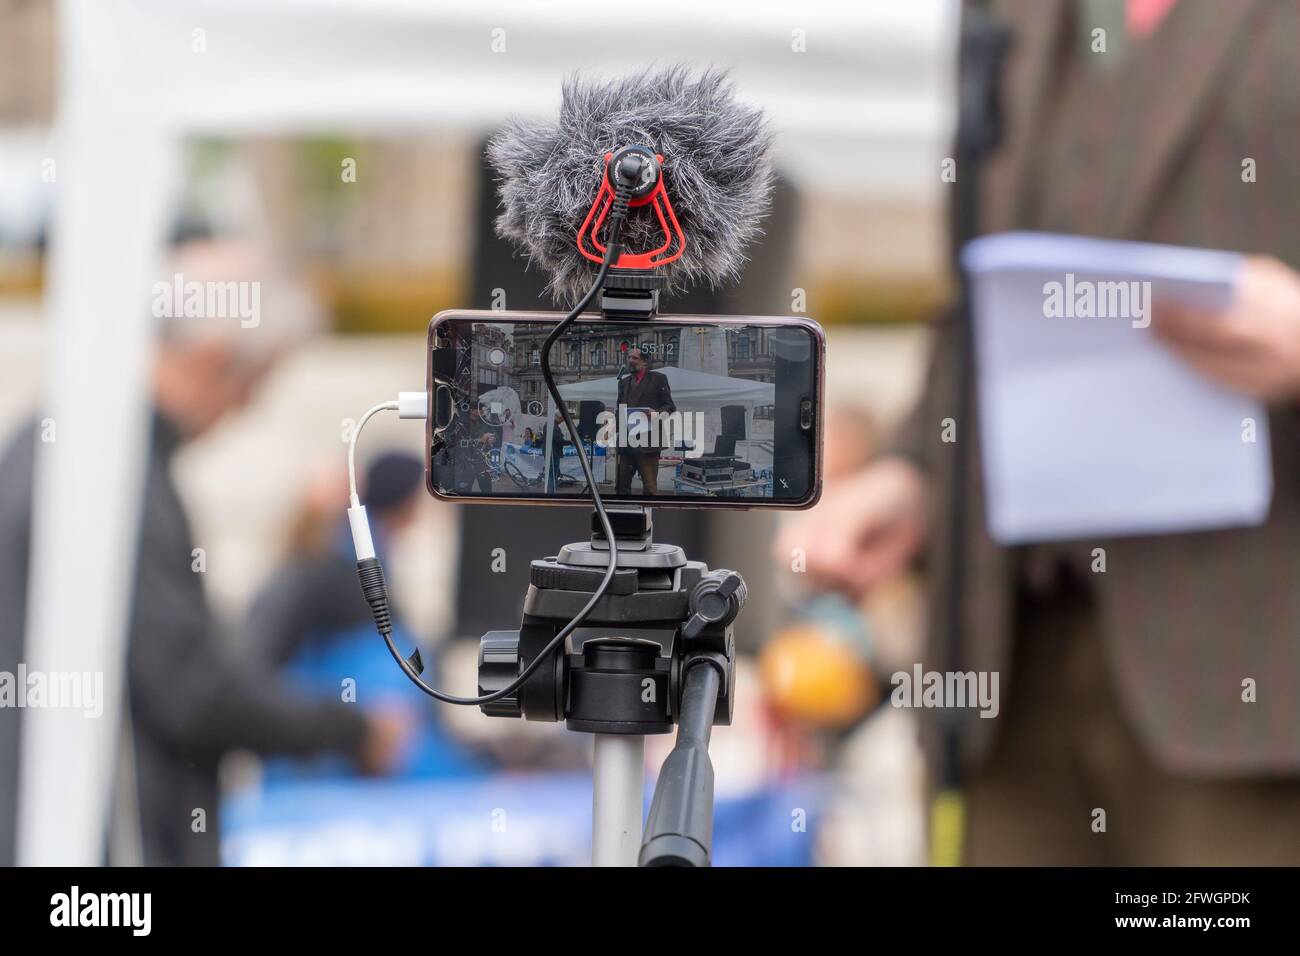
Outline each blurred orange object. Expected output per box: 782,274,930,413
760,625,879,729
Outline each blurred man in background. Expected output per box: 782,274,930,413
781,0,1300,864
0,239,406,865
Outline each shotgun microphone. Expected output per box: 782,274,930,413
486,66,775,304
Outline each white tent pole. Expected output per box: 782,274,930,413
18,0,181,866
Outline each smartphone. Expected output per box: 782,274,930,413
426,310,824,509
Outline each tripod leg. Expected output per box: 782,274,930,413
639,660,721,867
591,734,645,866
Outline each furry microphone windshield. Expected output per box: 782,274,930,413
487,66,774,304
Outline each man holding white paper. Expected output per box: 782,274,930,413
781,0,1300,865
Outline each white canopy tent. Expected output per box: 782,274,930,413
552,366,774,488
557,365,776,408
23,0,955,865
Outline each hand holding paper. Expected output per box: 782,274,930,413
964,233,1274,545
1153,255,1300,403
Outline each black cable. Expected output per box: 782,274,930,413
359,186,632,707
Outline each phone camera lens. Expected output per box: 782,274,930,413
799,398,813,431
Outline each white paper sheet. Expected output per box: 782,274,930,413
963,232,1272,544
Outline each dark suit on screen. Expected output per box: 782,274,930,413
615,368,676,495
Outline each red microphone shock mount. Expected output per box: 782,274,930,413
576,145,685,318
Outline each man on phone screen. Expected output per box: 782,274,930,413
615,348,675,496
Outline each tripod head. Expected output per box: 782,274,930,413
475,505,745,865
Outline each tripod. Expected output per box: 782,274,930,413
476,505,744,866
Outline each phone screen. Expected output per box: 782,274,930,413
428,312,822,507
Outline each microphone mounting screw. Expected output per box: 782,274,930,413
608,145,660,199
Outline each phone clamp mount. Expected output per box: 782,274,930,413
475,505,745,866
